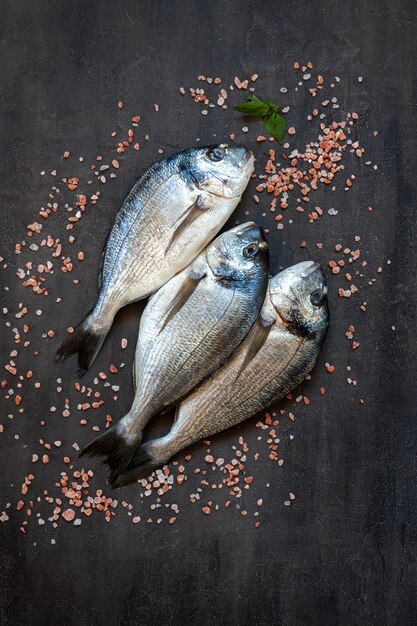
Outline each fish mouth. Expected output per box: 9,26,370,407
300,261,320,277
285,260,321,279
268,261,324,296
204,149,254,195
230,221,256,235
227,221,267,244
239,150,254,167
239,151,255,175
212,222,256,252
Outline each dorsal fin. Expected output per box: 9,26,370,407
98,229,112,289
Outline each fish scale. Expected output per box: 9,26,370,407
129,281,238,421
80,222,269,483
98,170,197,310
171,326,316,447
56,144,254,375
113,261,330,487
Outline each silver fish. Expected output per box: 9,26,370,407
56,144,254,375
80,222,269,483
114,260,329,487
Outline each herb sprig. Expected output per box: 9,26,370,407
234,95,286,143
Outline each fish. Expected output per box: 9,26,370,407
113,260,330,487
80,222,270,482
56,144,254,375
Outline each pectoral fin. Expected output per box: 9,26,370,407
158,270,205,334
235,316,275,379
165,196,208,254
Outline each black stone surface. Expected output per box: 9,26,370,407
1,1,416,625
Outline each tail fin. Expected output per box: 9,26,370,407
56,312,107,376
110,442,163,488
79,422,139,481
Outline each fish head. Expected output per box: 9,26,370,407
206,222,269,282
268,261,330,338
184,144,254,199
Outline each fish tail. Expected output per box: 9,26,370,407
56,309,110,376
110,441,163,488
79,421,139,481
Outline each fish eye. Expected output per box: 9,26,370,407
310,288,327,307
207,146,225,162
243,242,259,258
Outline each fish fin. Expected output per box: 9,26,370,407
56,313,108,376
235,316,275,379
98,230,111,290
172,404,181,424
79,422,138,481
158,269,205,334
110,442,163,488
165,196,208,254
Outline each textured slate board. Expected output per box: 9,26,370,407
1,1,416,625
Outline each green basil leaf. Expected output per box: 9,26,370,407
234,95,286,141
263,101,282,112
262,111,286,142
234,101,271,116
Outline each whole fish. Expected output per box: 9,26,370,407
56,144,254,375
113,260,329,487
80,222,269,482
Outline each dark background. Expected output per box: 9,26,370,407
1,1,416,625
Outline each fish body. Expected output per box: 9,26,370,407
56,144,254,375
114,260,329,487
81,222,269,482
